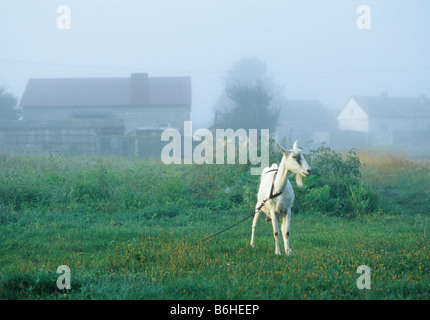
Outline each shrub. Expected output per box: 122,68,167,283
294,144,378,217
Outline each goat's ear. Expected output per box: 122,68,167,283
292,140,298,150
276,141,289,155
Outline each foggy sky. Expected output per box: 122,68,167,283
1,0,429,128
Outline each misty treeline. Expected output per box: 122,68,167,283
212,56,284,133
0,87,20,120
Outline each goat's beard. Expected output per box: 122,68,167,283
296,174,304,188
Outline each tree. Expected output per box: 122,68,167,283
224,56,277,95
218,82,279,132
0,87,20,120
212,56,284,133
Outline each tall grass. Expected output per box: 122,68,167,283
358,149,430,215
0,146,379,218
357,149,411,169
0,154,257,217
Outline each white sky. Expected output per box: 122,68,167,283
1,0,429,128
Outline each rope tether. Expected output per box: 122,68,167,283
192,170,282,245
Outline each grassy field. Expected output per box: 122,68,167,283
0,149,429,300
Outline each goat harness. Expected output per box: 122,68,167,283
254,168,283,214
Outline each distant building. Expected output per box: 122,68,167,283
277,100,336,147
336,93,430,146
20,73,192,134
0,73,192,155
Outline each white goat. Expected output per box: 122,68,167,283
250,140,311,255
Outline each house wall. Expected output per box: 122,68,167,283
114,105,190,132
338,118,369,133
277,117,334,144
369,118,430,133
337,98,369,133
277,120,308,139
23,105,191,133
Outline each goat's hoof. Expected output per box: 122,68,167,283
275,250,281,256
285,249,292,256
250,241,255,248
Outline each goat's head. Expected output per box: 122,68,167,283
276,140,311,188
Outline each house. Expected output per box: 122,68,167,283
19,73,192,134
1,73,191,155
337,93,430,146
276,100,336,147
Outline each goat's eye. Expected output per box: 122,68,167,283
292,155,297,159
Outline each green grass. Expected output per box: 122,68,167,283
0,153,429,300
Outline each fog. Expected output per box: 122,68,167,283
0,1,429,153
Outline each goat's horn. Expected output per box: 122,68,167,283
292,140,298,150
276,141,288,154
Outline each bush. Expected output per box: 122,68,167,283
294,144,378,217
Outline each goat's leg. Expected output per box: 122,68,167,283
250,208,262,248
270,211,281,255
281,209,292,255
